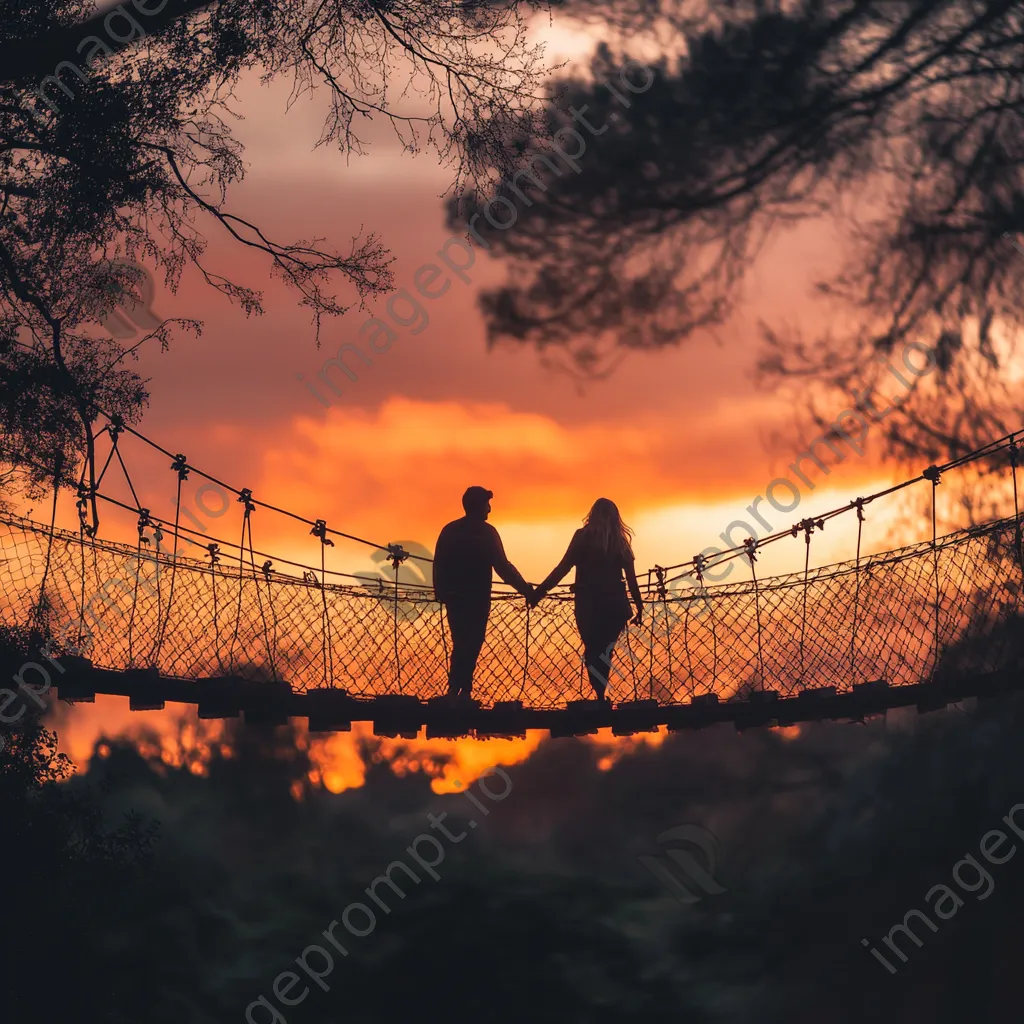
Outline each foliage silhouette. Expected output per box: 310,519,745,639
461,1,1024,462
0,0,554,512
1,684,1017,1022
0,721,157,1023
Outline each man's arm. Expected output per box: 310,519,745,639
489,527,532,599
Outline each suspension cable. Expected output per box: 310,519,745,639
87,405,432,564
89,491,434,590
656,430,1024,584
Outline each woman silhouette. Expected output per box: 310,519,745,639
530,498,644,702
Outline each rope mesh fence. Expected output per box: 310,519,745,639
1,510,1021,709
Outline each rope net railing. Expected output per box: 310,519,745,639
0,506,1021,709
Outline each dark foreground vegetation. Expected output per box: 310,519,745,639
2,644,1024,1023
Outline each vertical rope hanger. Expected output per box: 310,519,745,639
75,485,89,651
207,542,224,675
654,565,669,700
1009,437,1022,583
228,490,261,672
578,614,586,698
34,451,64,630
153,456,187,667
645,569,655,684
228,495,249,672
150,521,164,666
692,552,717,695
682,587,695,702
923,465,942,676
616,605,639,701
261,560,278,682
521,600,532,702
310,521,335,689
238,489,275,682
850,498,866,682
516,598,531,702
744,538,766,689
439,602,450,678
793,518,824,686
386,543,409,694
127,509,152,668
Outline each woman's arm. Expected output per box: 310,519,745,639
624,556,644,624
530,534,578,605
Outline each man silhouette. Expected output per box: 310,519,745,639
433,487,533,700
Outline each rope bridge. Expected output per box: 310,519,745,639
1,420,1024,733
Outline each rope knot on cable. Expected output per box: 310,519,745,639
261,560,273,580
136,509,152,538
854,497,866,521
76,485,94,535
206,543,220,567
107,415,125,440
923,465,942,486
692,552,708,584
654,564,668,600
238,488,256,514
170,454,189,480
792,518,825,543
743,536,759,563
386,543,410,571
1008,437,1019,469
310,520,334,547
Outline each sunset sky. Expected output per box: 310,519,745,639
6,15,989,784
24,55,923,575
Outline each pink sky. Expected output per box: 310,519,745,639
6,23,966,778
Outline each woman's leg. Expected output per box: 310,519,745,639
581,625,622,701
576,600,629,701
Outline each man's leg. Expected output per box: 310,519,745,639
445,600,488,698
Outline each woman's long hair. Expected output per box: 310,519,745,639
581,498,634,558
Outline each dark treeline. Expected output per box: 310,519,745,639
4,669,1024,1022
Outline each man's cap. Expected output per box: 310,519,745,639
462,486,493,507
